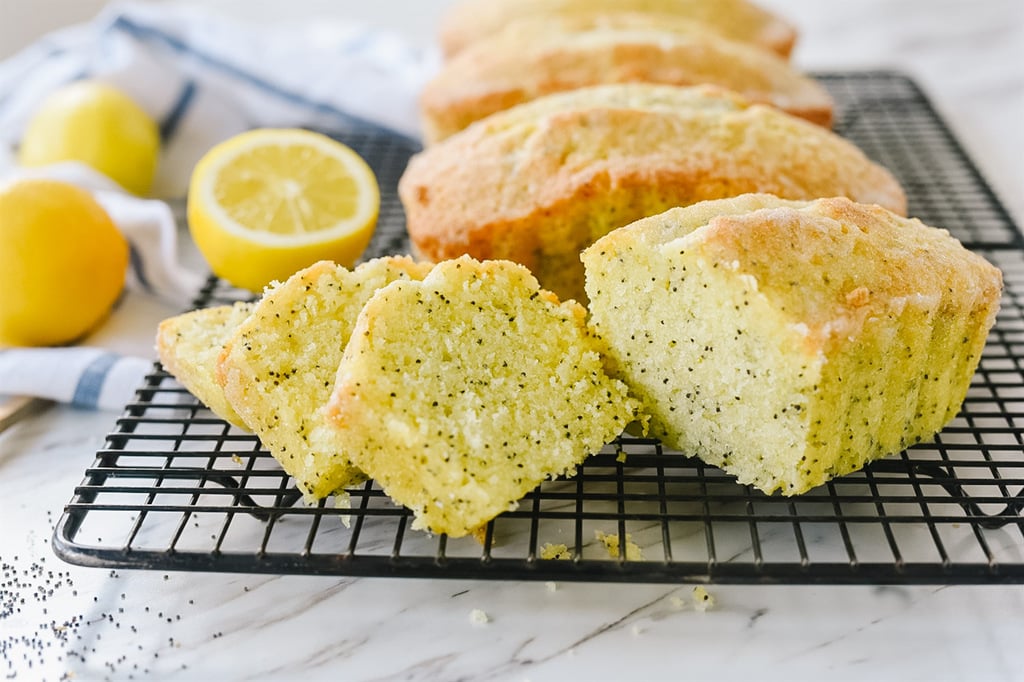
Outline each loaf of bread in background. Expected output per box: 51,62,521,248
217,256,433,500
400,84,906,303
582,194,1002,495
156,302,254,430
326,256,639,537
422,13,833,143
439,0,797,59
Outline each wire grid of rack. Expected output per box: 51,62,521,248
54,72,1024,584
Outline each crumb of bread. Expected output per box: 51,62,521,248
539,543,571,560
469,609,490,625
545,581,558,592
615,448,627,463
670,595,687,609
693,586,715,611
334,492,352,529
595,530,644,560
231,454,243,466
630,624,644,637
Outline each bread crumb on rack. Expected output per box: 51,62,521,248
333,492,352,529
595,530,644,560
693,586,715,611
539,543,571,560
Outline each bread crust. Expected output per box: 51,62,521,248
423,14,832,143
400,84,907,302
439,0,797,59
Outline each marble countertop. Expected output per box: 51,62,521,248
3,1,1024,680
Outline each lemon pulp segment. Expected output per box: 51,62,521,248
212,143,365,237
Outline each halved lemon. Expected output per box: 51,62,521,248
187,128,380,293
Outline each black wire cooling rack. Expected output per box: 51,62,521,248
54,72,1024,584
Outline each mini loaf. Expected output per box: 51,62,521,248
217,256,433,499
399,84,906,303
156,302,254,430
582,194,1003,495
422,14,833,143
326,256,639,537
439,0,797,59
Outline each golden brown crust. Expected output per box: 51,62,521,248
592,194,1003,351
695,197,1003,351
400,84,907,302
439,0,797,59
422,15,832,142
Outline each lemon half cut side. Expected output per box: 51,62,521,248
188,129,380,293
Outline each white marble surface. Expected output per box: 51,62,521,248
3,1,1024,680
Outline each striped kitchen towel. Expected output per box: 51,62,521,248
0,348,153,412
0,1,437,197
0,1,437,301
0,2,438,412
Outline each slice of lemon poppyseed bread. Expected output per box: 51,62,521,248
326,256,640,537
217,257,433,499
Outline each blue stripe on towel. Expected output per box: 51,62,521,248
72,352,120,408
109,15,415,142
160,79,197,141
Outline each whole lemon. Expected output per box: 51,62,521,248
19,81,161,196
0,178,129,347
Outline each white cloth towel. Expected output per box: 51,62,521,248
0,2,438,412
0,348,153,412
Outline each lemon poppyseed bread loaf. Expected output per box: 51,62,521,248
439,0,797,59
217,256,433,499
582,194,1002,495
156,302,254,430
399,84,906,303
326,256,639,537
422,15,833,143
